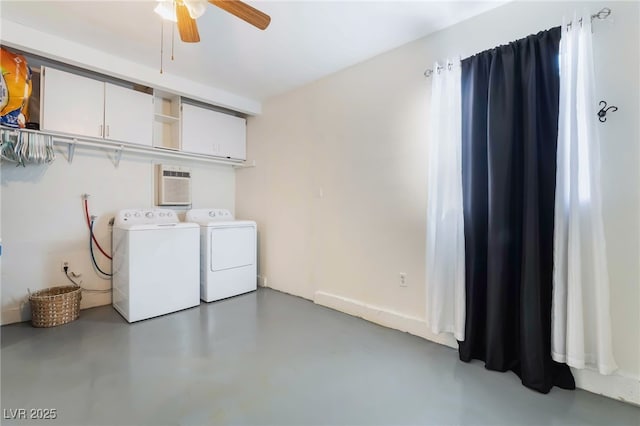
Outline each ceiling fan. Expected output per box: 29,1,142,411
155,0,271,43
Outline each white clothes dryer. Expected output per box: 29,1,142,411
112,209,200,322
185,209,257,302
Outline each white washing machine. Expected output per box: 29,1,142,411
112,208,200,322
185,209,257,302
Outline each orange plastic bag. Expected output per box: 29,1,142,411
1,47,33,128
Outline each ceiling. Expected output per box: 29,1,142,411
0,1,505,102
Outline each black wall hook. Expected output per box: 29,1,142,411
598,101,618,122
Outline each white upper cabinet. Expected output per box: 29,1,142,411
41,67,104,138
213,111,246,161
40,67,245,161
181,103,246,160
41,67,153,146
181,103,216,156
104,83,153,146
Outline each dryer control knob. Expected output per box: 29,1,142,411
124,213,131,218
159,212,165,217
145,212,153,218
134,212,141,217
209,211,216,217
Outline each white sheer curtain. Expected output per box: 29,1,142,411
426,60,465,340
552,15,617,374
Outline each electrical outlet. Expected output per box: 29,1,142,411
61,261,69,272
399,272,407,287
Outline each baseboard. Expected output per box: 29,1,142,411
1,305,26,325
313,290,640,406
313,290,457,349
256,275,267,288
261,280,315,302
572,367,639,406
2,295,111,326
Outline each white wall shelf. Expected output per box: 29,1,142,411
153,90,181,151
154,113,180,124
0,127,251,168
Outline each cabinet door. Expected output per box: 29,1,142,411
181,103,216,155
211,111,246,160
104,83,153,146
41,67,104,138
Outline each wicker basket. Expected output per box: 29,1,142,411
29,285,82,328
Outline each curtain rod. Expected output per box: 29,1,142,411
423,7,612,78
568,7,611,30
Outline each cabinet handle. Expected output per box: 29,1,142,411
99,124,103,137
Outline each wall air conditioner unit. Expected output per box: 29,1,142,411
156,164,192,206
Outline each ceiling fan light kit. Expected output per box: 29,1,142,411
184,0,208,20
155,0,270,72
154,0,270,43
154,1,178,22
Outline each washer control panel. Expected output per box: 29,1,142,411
115,209,179,226
185,209,233,223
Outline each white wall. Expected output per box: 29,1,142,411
236,1,640,404
1,149,235,325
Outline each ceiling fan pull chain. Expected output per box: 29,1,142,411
160,20,164,74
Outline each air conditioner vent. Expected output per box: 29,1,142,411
156,164,191,206
162,170,191,178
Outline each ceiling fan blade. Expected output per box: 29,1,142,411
176,3,201,42
208,0,271,30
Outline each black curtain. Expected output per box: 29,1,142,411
458,27,575,393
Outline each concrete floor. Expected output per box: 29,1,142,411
1,288,638,426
